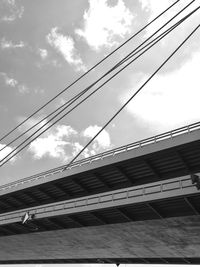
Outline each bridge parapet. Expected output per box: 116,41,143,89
1,121,200,194
0,173,199,228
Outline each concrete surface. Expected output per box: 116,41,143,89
0,215,200,261
1,125,199,195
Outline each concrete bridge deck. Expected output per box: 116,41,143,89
1,122,200,264
0,173,199,239
0,215,200,264
0,121,200,215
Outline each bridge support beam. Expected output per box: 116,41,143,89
0,215,200,264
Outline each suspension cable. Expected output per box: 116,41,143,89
0,0,182,143
1,8,198,167
0,0,196,154
62,23,200,171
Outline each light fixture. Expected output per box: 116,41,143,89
191,174,200,190
21,212,30,224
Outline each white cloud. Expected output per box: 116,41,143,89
56,124,77,138
71,142,90,158
75,0,134,51
5,76,18,87
0,143,16,164
0,72,18,87
1,0,24,22
139,0,173,19
38,48,48,59
18,84,29,94
120,50,200,132
34,87,45,94
29,136,67,160
129,0,200,76
28,125,78,161
28,124,112,162
139,0,199,20
1,38,25,49
46,27,86,71
0,72,29,94
139,0,199,37
83,125,111,154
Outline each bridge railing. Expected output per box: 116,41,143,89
1,120,200,192
0,174,197,225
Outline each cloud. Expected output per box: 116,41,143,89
46,27,86,71
0,72,29,94
0,143,16,164
4,75,18,87
38,48,48,60
71,142,90,158
0,72,18,86
17,84,29,94
120,50,200,132
0,0,24,22
112,1,200,77
75,0,134,51
139,0,174,19
33,87,45,94
36,48,62,69
28,125,78,161
0,38,25,49
83,125,111,150
138,0,200,38
28,124,112,162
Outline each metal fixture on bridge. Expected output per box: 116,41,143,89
21,212,30,224
191,174,200,190
21,212,38,230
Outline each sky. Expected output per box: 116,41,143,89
0,0,200,187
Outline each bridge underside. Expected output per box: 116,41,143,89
1,123,200,264
1,125,200,217
0,215,200,264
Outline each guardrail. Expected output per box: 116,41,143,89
1,120,200,193
0,174,198,225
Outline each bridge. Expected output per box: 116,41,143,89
0,121,200,264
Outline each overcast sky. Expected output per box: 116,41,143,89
0,0,200,185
